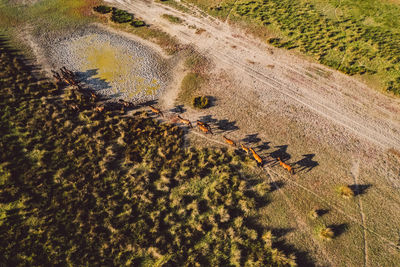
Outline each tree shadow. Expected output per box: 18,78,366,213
242,134,262,144
315,209,329,217
216,119,239,131
270,227,295,239
205,95,217,108
294,154,319,173
348,184,372,196
269,180,285,192
272,240,316,267
329,223,348,238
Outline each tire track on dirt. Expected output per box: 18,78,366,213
351,159,369,267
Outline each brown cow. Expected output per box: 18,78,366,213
223,135,236,146
196,121,212,133
241,143,250,154
149,105,164,117
197,124,212,134
249,147,263,166
277,157,294,174
95,106,104,112
177,115,192,128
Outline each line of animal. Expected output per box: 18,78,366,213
149,105,164,117
249,147,263,166
277,157,294,174
176,115,192,128
223,135,236,146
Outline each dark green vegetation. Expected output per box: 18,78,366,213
0,39,296,266
93,5,179,54
186,0,400,95
162,14,184,24
111,8,133,23
193,95,210,109
93,5,112,14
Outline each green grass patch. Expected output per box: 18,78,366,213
183,0,400,95
178,72,204,105
93,5,112,14
111,8,133,23
162,13,183,24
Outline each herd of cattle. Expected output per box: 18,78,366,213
52,67,294,175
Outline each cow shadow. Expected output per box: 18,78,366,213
242,134,262,144
349,184,372,196
255,141,270,153
76,69,112,91
170,104,186,114
294,154,319,173
269,145,291,166
217,119,239,131
198,114,218,124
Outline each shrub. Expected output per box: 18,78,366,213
131,19,145,27
111,9,133,23
193,96,210,109
318,226,335,240
162,14,183,24
93,5,112,14
337,185,354,199
309,208,319,219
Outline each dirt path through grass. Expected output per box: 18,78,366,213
107,0,400,151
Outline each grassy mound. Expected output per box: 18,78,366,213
111,8,133,23
93,5,112,14
0,38,296,266
193,95,210,109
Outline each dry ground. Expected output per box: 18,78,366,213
104,0,400,266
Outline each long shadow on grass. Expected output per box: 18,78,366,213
269,145,291,166
242,133,262,144
294,154,319,173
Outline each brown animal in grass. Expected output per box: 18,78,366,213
118,99,132,108
249,147,263,166
176,115,192,128
95,106,104,112
70,104,79,111
90,92,97,100
223,136,236,146
149,105,164,117
197,123,212,134
196,121,212,132
241,143,250,154
277,157,294,174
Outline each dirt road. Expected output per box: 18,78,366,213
107,0,400,151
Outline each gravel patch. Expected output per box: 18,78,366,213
48,26,170,103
